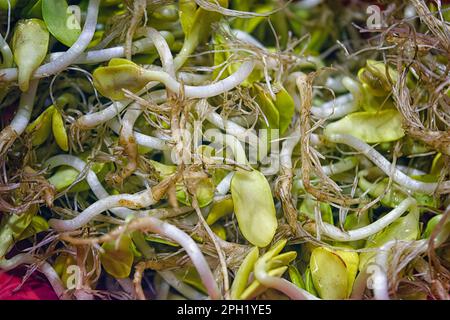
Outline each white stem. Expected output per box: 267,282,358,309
45,155,134,219
49,187,157,231
0,254,67,299
120,105,144,146
142,60,255,98
326,133,449,194
204,129,249,165
158,270,207,300
108,118,168,151
311,93,357,119
195,99,259,146
372,239,427,300
48,31,173,65
140,217,221,299
10,79,39,134
0,0,100,81
146,28,175,78
254,259,319,300
232,29,265,49
216,172,235,195
77,90,166,128
372,241,395,300
294,156,358,177
280,131,301,169
320,198,417,241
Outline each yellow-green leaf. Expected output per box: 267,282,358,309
333,248,359,297
26,105,55,146
310,247,348,299
324,109,405,143
52,109,69,151
206,197,234,225
100,235,134,279
274,86,295,134
254,84,279,129
42,0,81,47
0,205,38,257
230,246,259,300
93,58,149,100
16,215,49,241
12,18,49,91
231,169,277,247
179,0,197,36
359,208,420,270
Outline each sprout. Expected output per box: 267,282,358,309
11,19,49,92
325,133,450,194
0,0,448,301
93,58,256,100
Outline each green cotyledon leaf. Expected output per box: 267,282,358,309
423,214,450,247
179,0,197,36
12,18,49,92
358,173,438,208
299,196,334,225
93,58,149,100
26,105,55,146
210,224,227,240
206,197,234,225
324,109,405,143
359,207,420,271
288,265,305,289
21,0,43,19
254,84,279,130
16,215,49,241
230,246,259,299
174,267,208,294
100,234,134,279
0,204,38,257
53,252,77,288
358,60,398,97
303,266,318,297
333,248,359,297
176,178,215,208
310,247,348,300
52,109,69,151
175,0,228,69
343,211,370,249
47,154,111,193
231,169,278,247
42,0,81,47
274,86,295,135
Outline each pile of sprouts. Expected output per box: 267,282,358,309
0,0,449,300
